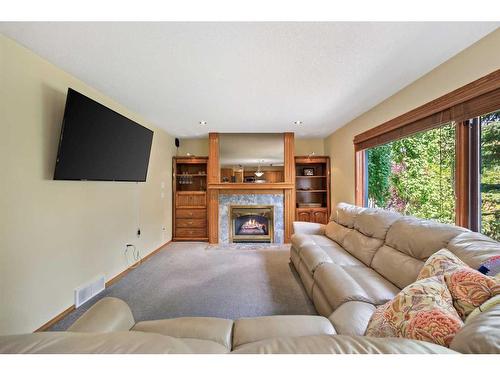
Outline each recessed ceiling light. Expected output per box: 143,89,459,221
294,121,303,125
199,121,207,125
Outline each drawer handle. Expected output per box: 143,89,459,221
188,221,193,225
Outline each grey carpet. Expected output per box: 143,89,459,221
50,242,317,331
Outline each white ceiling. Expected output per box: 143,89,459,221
1,22,498,138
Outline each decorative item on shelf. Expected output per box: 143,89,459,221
244,176,256,183
303,168,314,176
254,160,264,178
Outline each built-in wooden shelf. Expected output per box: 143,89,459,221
295,156,331,224
173,157,208,242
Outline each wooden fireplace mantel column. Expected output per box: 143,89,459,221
207,133,220,244
283,132,295,243
207,132,296,244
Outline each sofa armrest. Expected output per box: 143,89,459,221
293,221,325,235
67,297,135,333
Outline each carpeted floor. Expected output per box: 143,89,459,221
50,242,317,331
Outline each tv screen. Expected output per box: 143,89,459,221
54,88,154,182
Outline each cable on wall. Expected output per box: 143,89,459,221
125,244,142,269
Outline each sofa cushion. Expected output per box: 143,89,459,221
231,334,455,354
366,276,463,348
291,234,336,254
0,331,194,354
342,230,384,266
232,315,335,349
333,203,365,228
313,263,372,309
180,338,229,353
447,231,500,269
385,216,466,260
132,317,233,351
312,284,334,317
328,301,377,336
300,244,333,273
314,263,399,310
68,297,135,333
371,245,425,289
319,242,365,266
416,249,500,319
450,304,500,354
297,260,315,297
354,208,401,240
324,220,351,246
342,266,400,305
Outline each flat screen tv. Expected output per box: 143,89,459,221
54,88,154,182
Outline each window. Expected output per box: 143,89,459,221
353,70,500,238
366,123,456,224
472,111,500,240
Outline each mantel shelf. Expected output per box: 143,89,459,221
208,182,294,190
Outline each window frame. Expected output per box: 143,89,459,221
354,69,500,229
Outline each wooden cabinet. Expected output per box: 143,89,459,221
295,156,331,225
296,208,329,224
296,208,312,222
312,208,328,224
173,157,208,241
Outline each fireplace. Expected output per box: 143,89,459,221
229,205,274,243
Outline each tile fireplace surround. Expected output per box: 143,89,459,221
218,193,284,244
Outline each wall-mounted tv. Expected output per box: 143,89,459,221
54,88,154,182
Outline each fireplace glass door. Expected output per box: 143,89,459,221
229,205,274,243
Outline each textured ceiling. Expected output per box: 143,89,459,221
1,22,498,137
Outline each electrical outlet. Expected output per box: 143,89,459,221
137,228,141,237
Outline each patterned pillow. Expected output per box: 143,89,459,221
417,249,500,319
365,276,463,347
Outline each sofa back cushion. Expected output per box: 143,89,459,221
371,216,467,288
371,245,425,289
384,216,467,260
332,203,364,228
324,221,351,247
342,231,383,266
447,231,500,269
354,208,401,240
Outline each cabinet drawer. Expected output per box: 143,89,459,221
175,228,207,238
176,218,207,228
176,192,206,207
176,209,206,219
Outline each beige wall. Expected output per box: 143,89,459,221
177,137,209,156
0,35,176,335
294,138,325,156
325,29,500,208
177,136,325,157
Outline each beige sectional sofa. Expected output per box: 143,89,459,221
291,203,500,351
0,296,455,354
1,203,498,354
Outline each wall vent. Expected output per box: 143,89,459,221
74,275,105,308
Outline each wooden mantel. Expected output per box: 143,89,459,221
207,132,296,244
208,182,294,190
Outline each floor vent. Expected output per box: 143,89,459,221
75,275,105,308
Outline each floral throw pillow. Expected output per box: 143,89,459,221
365,276,463,347
417,249,500,319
